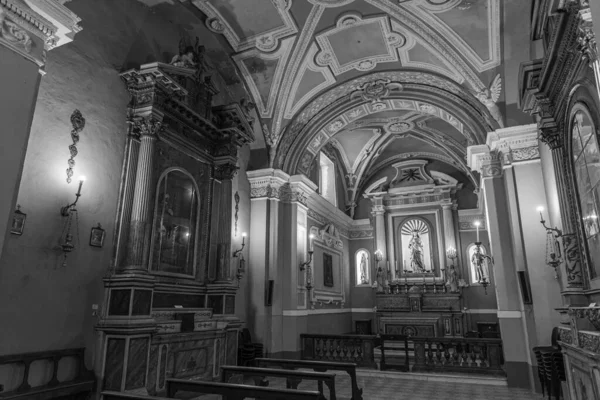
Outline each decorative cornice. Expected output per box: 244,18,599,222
310,224,343,250
247,168,289,200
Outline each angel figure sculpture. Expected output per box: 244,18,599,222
474,74,504,128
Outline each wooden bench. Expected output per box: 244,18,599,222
166,378,321,400
254,358,363,400
102,392,172,400
0,348,95,400
221,365,336,399
379,334,410,372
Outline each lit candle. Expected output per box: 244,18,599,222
537,206,544,222
242,232,247,245
309,233,315,251
474,220,480,242
77,176,86,196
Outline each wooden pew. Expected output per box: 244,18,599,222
102,392,172,400
166,379,321,400
254,358,363,400
0,348,95,400
221,365,337,399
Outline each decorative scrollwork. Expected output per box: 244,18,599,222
66,110,86,184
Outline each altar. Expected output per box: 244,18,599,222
375,284,463,337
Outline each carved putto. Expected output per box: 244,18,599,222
473,73,504,128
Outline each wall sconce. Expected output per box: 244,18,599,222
300,234,315,292
233,232,247,286
59,176,85,267
61,176,85,216
537,206,563,237
537,206,562,278
473,220,493,294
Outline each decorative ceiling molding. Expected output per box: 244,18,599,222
233,36,295,118
191,0,298,53
328,138,353,173
314,13,406,75
415,121,468,153
270,4,324,141
308,0,356,6
398,0,501,73
284,42,336,119
365,0,484,90
304,98,466,157
392,21,464,84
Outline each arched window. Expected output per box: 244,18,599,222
150,168,199,276
571,104,600,277
467,243,489,285
400,218,433,273
355,249,370,286
319,152,337,206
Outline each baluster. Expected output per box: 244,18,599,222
444,344,451,366
481,343,488,368
461,343,468,366
469,345,476,367
427,342,433,365
316,338,322,359
452,343,460,365
356,340,364,363
335,340,341,360
342,341,349,361
435,343,442,365
476,343,483,367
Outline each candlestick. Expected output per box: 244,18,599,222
309,233,314,251
242,232,246,245
475,220,480,242
537,206,544,222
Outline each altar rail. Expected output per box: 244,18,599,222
0,347,95,399
300,334,377,368
412,337,504,375
300,334,504,376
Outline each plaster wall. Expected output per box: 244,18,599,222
0,46,41,262
0,0,251,364
348,238,376,309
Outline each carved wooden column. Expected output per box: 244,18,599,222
123,117,162,272
212,162,238,282
576,6,600,102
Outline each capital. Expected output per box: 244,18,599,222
130,116,163,138
539,126,563,149
214,163,239,181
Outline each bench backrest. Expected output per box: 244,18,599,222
221,365,335,380
167,378,321,399
254,357,357,370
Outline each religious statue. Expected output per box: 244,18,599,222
359,253,368,284
240,98,255,126
446,265,459,293
471,249,486,283
473,74,504,128
409,231,425,272
170,37,213,82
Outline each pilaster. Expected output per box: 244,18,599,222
0,0,81,261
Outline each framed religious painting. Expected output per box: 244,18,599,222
90,223,105,247
323,253,334,287
10,205,26,235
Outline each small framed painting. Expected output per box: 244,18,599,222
323,253,334,287
10,205,26,235
90,223,105,248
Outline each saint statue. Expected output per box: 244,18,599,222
359,253,368,284
446,265,459,293
471,250,485,283
409,231,425,272
170,38,213,83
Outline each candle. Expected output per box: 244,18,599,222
537,206,544,222
309,234,314,251
242,232,247,245
77,176,86,196
475,220,480,242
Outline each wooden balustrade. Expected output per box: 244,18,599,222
300,334,377,369
0,348,95,399
412,337,504,375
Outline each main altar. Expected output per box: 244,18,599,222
362,160,472,338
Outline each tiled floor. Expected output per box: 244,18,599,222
272,370,540,400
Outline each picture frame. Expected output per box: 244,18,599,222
90,223,105,247
10,205,26,236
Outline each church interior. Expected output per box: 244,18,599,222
1,0,600,399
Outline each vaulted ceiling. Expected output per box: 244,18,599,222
185,0,533,212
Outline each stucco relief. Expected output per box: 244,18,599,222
511,146,540,162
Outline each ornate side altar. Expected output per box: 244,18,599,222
95,42,253,396
376,285,463,337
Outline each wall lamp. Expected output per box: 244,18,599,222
300,234,315,292
233,232,247,285
60,177,86,216
537,206,563,238
537,206,563,278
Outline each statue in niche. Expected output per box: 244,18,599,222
446,265,459,293
240,98,255,126
471,249,485,283
409,231,425,272
359,253,368,284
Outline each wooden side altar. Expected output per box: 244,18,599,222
376,284,463,337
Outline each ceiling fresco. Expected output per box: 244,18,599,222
184,0,529,214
